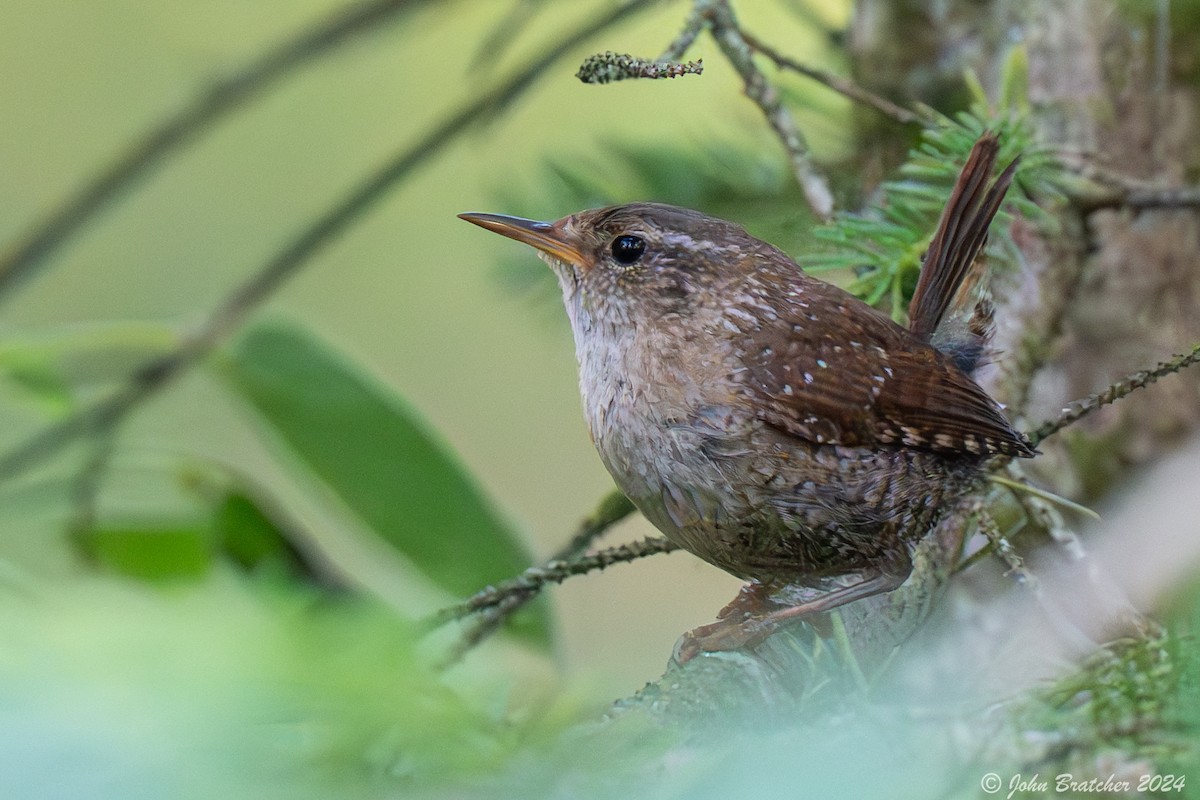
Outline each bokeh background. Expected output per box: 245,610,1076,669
1,0,857,696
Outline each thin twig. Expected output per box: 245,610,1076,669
546,490,637,564
578,0,834,215
437,590,532,668
1004,463,1087,563
704,0,833,219
960,345,1200,572
0,0,658,486
974,500,1037,588
66,428,119,548
1065,160,1200,212
987,473,1099,521
574,0,705,86
441,490,635,660
659,6,706,61
739,30,922,125
423,536,678,630
1030,343,1200,447
0,0,434,303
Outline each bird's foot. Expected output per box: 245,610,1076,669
672,571,907,664
672,614,783,664
673,581,782,664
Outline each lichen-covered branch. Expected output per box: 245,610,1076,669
424,535,677,630
704,0,833,219
576,52,703,84
1030,343,1200,446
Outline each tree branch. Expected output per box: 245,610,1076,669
1082,184,1200,213
738,30,922,125
439,491,636,659
424,534,676,631
659,5,705,61
1030,343,1200,446
1061,158,1200,213
703,0,833,219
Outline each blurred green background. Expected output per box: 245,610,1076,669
0,0,855,696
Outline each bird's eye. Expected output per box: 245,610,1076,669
610,234,645,265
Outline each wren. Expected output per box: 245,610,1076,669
460,134,1033,660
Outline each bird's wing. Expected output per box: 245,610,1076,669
736,278,1033,458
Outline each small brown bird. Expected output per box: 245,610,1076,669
460,134,1032,660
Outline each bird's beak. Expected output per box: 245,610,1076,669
458,212,584,267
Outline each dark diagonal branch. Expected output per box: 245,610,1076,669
0,0,436,303
1030,343,1200,447
0,0,658,485
738,30,922,126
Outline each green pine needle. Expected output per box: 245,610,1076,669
804,102,1070,322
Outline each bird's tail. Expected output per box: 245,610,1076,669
907,133,1018,346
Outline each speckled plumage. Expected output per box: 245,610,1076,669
460,134,1032,656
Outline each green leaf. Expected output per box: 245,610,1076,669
213,490,332,586
998,44,1031,114
0,350,74,415
219,322,551,648
87,522,213,581
0,321,180,415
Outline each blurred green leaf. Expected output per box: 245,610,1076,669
0,578,562,799
87,521,213,581
0,349,74,415
0,321,181,416
214,490,332,586
219,321,550,648
77,483,336,588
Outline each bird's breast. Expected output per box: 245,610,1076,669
572,317,756,518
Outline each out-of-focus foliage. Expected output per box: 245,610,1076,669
220,321,551,647
86,520,213,580
80,488,327,584
0,576,567,800
0,321,179,416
